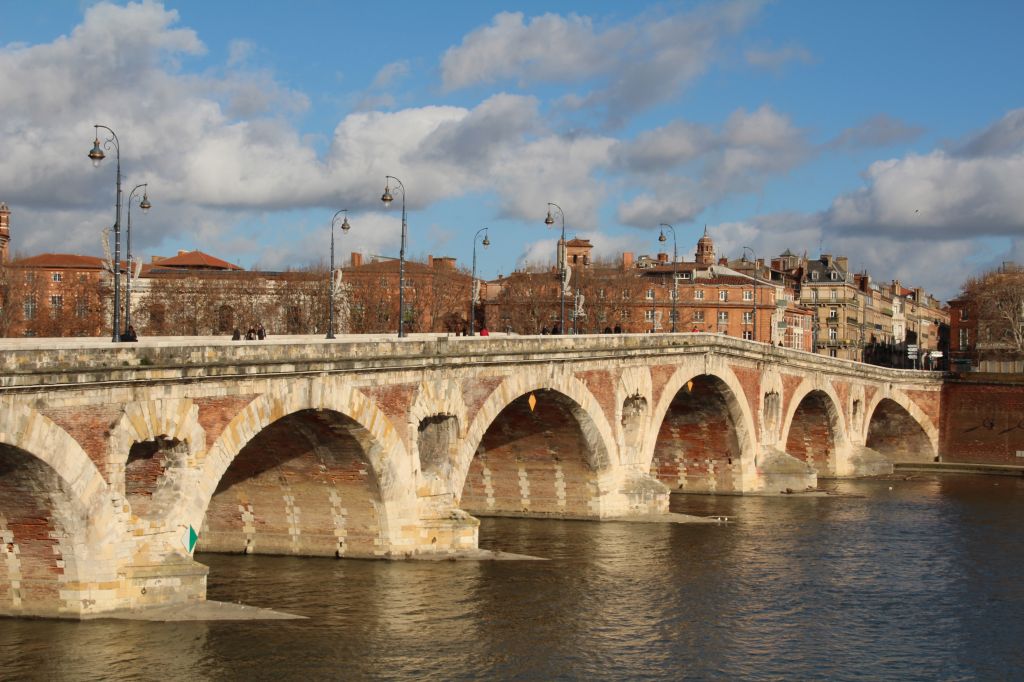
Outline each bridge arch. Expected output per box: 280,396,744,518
780,380,848,476
188,377,414,558
455,369,618,517
645,363,758,493
0,404,119,617
864,390,938,461
108,399,207,523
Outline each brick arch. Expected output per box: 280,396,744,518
0,403,111,513
185,377,413,533
453,369,618,503
780,379,848,475
863,389,938,460
108,399,207,525
0,404,120,617
643,361,758,492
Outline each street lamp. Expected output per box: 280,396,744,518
88,124,125,342
544,202,566,334
658,223,678,333
125,183,150,335
470,227,490,335
327,209,351,340
743,246,758,343
381,175,408,338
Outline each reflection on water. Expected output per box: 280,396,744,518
1,476,1022,680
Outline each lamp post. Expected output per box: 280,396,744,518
88,124,124,342
544,202,566,334
327,209,352,339
470,227,490,335
125,183,151,335
380,176,408,338
743,246,758,343
658,223,678,333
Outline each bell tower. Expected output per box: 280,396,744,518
0,202,10,263
695,226,715,266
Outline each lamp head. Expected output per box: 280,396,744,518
341,215,351,233
380,184,393,207
139,193,151,213
88,137,105,167
658,230,667,243
482,233,490,248
544,211,554,226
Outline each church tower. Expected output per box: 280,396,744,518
0,203,10,263
695,226,715,266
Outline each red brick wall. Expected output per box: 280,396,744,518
867,399,932,461
0,445,69,614
199,409,383,557
41,405,123,482
940,380,1024,464
651,375,741,492
786,392,836,475
462,392,598,516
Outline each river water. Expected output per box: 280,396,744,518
1,475,1021,680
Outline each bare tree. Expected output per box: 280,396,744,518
961,264,1024,352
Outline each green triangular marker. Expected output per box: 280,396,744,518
182,525,198,553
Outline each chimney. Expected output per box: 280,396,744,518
836,256,848,272
433,256,456,269
718,257,728,266
150,255,165,263
657,252,669,263
350,252,363,267
178,249,189,257
428,255,434,268
622,252,634,269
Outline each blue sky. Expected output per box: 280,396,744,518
2,0,1022,299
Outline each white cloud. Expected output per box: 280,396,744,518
227,39,254,67
371,60,410,89
829,114,924,150
441,3,763,126
745,44,813,72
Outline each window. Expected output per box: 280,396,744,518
680,272,691,280
960,308,968,321
719,290,728,302
24,298,37,320
693,311,704,322
717,311,728,322
50,295,63,310
959,328,969,348
75,301,88,318
598,288,606,300
830,289,838,300
622,290,630,300
811,271,819,281
379,277,388,287
646,288,654,300
811,289,818,302
742,330,753,340
829,349,837,357
78,273,87,282
829,308,838,319
670,310,679,321
645,310,655,321
742,311,753,324
743,290,753,301
830,271,838,281
51,272,62,283
828,328,838,341
694,290,704,300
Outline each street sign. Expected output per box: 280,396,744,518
907,344,919,351
181,525,198,554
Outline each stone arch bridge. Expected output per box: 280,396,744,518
0,334,941,618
